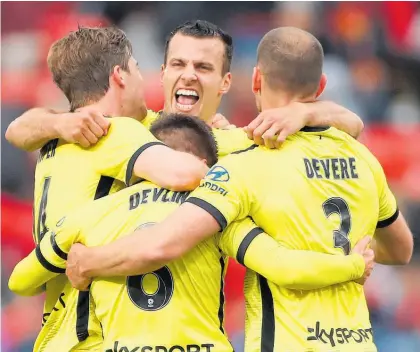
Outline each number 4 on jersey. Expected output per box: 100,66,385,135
36,177,51,243
322,197,351,255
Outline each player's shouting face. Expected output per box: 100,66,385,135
161,21,232,123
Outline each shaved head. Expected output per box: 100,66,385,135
257,27,324,98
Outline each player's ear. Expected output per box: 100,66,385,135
315,73,327,98
160,64,166,86
111,65,125,88
219,72,232,95
252,66,261,94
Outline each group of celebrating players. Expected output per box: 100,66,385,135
6,19,413,352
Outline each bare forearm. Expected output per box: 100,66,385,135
372,215,413,265
306,101,364,139
371,237,413,265
79,205,219,278
5,108,61,151
80,239,165,278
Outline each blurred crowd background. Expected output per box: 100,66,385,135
2,2,420,351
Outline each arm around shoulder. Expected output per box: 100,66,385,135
220,221,365,290
133,144,208,191
306,101,364,139
5,107,62,151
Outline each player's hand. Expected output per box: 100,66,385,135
66,243,92,291
210,113,236,130
351,236,375,285
245,102,310,149
54,108,110,148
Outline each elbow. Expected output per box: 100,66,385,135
377,247,413,266
5,122,17,146
391,237,413,265
354,118,365,139
167,169,202,192
5,120,35,151
8,275,31,296
393,249,412,266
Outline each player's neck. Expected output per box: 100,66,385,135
86,98,123,118
260,91,314,110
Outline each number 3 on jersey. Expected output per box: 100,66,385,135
35,177,51,243
322,197,351,255
127,266,174,311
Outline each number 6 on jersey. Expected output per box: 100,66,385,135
127,266,174,311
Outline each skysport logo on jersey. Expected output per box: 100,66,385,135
105,341,215,352
206,166,230,182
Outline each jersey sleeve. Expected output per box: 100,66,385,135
212,128,254,157
8,213,84,295
93,117,165,186
219,217,365,290
186,155,251,231
370,156,399,228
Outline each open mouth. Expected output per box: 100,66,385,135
174,89,200,112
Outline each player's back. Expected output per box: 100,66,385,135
33,115,160,351
224,127,394,351
55,181,232,352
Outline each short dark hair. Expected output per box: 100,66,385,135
150,114,218,167
257,27,324,97
164,20,233,75
47,26,133,111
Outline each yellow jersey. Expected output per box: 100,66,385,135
187,126,399,352
13,179,364,352
16,181,266,352
32,112,163,350
11,175,366,351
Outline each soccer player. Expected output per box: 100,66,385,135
6,21,364,156
17,26,208,352
10,114,374,352
6,21,361,351
67,28,414,352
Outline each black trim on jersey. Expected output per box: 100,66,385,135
300,126,330,132
377,208,399,228
76,175,116,343
38,139,59,162
231,144,258,155
218,251,226,334
125,141,166,186
37,176,52,242
258,275,275,352
236,227,264,265
35,245,65,273
50,233,68,260
186,197,227,231
76,291,90,341
94,176,115,200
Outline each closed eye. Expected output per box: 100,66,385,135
196,63,213,71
